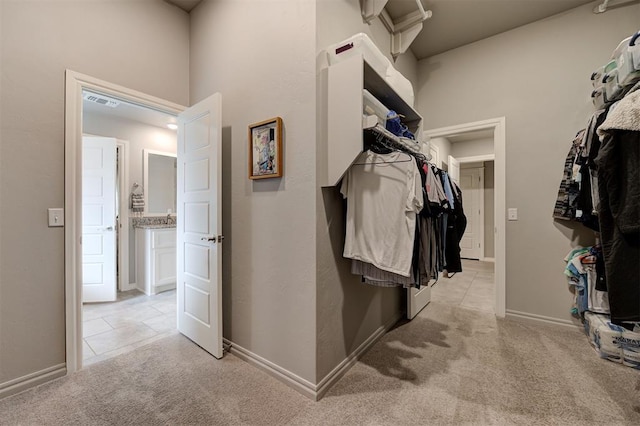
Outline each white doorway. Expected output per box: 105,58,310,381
66,71,181,372
66,71,224,372
424,118,506,318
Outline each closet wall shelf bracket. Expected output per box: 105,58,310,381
363,114,378,129
361,0,389,23
362,0,432,59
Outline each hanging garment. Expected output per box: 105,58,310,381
553,130,584,220
595,88,640,323
351,259,415,288
341,150,424,277
444,181,467,273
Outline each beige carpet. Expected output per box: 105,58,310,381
2,302,640,425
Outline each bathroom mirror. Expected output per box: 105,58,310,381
143,149,177,216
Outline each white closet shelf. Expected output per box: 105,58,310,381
325,54,423,187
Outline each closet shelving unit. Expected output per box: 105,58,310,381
325,53,423,187
325,53,431,319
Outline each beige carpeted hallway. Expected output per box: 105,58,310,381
2,298,640,424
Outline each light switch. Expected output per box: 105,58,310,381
48,208,64,227
508,208,518,221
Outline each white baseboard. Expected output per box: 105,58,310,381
223,338,317,400
506,309,582,329
481,257,495,263
0,363,66,399
315,310,403,400
224,311,403,401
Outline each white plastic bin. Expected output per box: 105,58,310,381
613,35,640,87
326,33,415,107
591,66,604,88
363,89,389,127
327,33,391,80
632,31,640,71
602,60,622,103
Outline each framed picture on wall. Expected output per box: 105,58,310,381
248,117,283,179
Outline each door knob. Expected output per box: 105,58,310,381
200,235,225,243
105,226,114,231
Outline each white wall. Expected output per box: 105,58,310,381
416,3,639,322
83,113,178,284
190,0,318,383
0,0,189,389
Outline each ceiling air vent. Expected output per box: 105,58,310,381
83,93,120,108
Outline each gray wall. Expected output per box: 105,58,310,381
451,137,494,159
315,0,419,382
429,137,451,169
190,0,318,383
416,3,639,321
0,0,189,386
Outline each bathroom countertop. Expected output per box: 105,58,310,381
132,217,176,229
135,224,176,229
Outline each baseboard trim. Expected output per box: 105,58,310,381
223,338,318,400
506,309,581,329
315,310,403,400
0,363,66,399
224,311,403,401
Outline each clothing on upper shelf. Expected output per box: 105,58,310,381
595,86,640,323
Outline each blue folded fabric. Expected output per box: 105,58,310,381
385,110,414,140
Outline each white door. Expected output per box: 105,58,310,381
460,167,482,260
448,155,460,185
176,93,223,358
82,137,117,303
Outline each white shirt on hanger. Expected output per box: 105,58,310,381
341,150,423,277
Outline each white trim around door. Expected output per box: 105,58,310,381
65,70,185,373
424,117,506,318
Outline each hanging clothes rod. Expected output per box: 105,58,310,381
594,0,640,14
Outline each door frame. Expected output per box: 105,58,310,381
65,70,185,373
116,139,135,292
458,164,485,260
457,154,496,261
424,118,506,317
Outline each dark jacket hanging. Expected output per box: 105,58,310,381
444,180,467,273
595,88,640,323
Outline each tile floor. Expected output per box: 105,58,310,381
81,261,492,365
82,289,177,366
430,259,495,313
